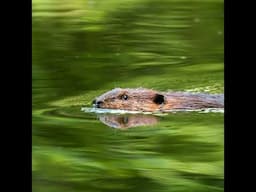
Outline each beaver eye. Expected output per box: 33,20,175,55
121,94,128,100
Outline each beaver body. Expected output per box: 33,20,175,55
92,88,224,112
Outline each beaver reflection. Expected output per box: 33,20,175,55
98,114,158,129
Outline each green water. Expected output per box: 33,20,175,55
32,0,224,191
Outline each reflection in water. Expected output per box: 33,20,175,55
81,106,224,129
98,114,158,129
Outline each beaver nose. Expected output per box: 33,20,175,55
92,99,103,108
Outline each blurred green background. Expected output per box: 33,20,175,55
32,0,224,191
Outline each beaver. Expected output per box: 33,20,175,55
92,88,224,112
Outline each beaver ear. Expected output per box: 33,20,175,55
153,94,165,105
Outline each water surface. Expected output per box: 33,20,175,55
32,0,224,191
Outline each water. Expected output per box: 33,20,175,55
32,0,224,191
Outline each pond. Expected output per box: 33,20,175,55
32,0,224,191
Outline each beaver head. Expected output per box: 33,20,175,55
92,88,166,112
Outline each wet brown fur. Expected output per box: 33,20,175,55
93,88,224,112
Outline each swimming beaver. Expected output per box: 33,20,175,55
92,88,224,112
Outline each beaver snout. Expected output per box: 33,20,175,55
92,99,103,108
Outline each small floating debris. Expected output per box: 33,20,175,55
198,108,224,113
164,108,224,113
193,18,200,23
217,31,223,35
